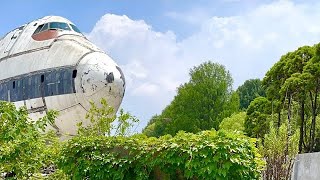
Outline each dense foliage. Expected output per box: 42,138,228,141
143,61,239,137
237,79,265,110
59,130,264,180
262,44,320,152
219,112,246,132
244,97,272,138
0,100,264,179
0,101,59,179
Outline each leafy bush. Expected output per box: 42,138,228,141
59,130,264,180
219,112,246,132
77,98,138,137
0,101,59,179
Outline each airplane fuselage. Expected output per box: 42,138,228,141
0,16,125,135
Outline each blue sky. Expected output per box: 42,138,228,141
2,0,320,132
0,0,273,38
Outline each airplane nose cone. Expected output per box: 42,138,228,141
75,52,125,112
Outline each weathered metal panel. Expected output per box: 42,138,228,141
0,16,125,136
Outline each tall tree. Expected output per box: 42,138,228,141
244,97,272,138
302,44,320,152
263,45,315,152
237,79,265,110
145,61,239,136
164,61,238,135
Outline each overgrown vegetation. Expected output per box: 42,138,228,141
143,43,320,179
260,123,299,180
0,101,59,179
4,43,320,179
0,99,264,179
59,131,264,180
219,112,246,132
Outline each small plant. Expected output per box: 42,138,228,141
77,98,139,137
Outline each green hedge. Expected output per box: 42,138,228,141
59,130,264,180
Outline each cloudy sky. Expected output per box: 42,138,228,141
1,0,320,131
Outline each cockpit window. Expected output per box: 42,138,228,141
70,24,81,33
33,24,44,34
40,23,49,32
32,22,82,38
49,22,71,31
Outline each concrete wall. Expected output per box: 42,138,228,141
292,152,320,180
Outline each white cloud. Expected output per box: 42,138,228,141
132,83,159,96
87,0,320,131
165,8,211,25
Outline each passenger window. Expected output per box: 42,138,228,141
72,70,77,78
41,74,44,83
11,80,18,102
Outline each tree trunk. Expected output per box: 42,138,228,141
287,94,292,135
299,100,305,153
310,87,318,152
286,94,292,156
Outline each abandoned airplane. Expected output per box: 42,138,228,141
0,16,125,136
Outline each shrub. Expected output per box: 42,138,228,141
0,101,58,179
59,130,264,180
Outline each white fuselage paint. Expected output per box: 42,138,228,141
0,16,125,136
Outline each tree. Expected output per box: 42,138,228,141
237,79,265,110
219,112,246,132
146,61,239,136
263,45,316,152
302,45,320,152
244,97,272,138
142,115,169,137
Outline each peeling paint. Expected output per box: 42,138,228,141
0,16,125,136
91,84,97,91
105,72,114,83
